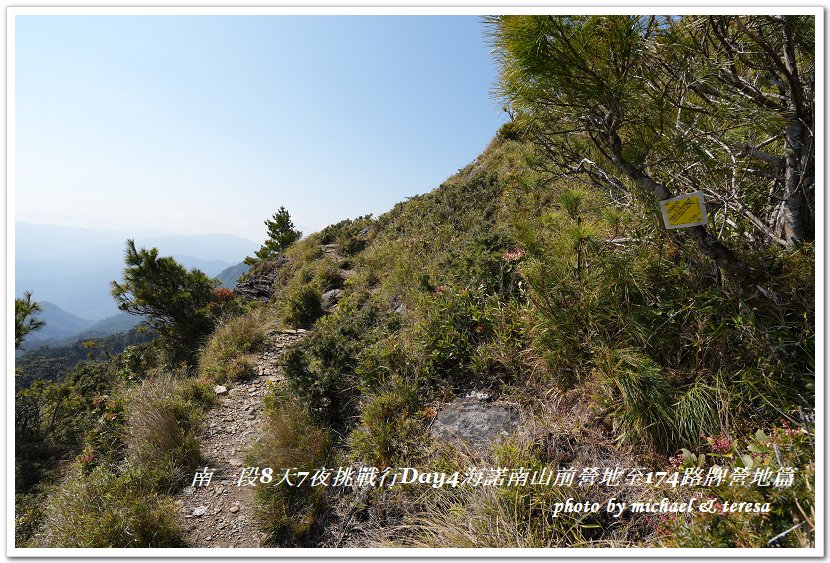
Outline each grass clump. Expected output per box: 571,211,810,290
349,378,426,467
199,308,274,383
124,374,209,492
250,389,331,546
590,347,676,453
32,371,210,547
280,282,324,328
36,464,185,548
274,239,343,328
385,439,638,548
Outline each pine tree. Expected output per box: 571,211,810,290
111,239,218,364
245,207,302,265
15,291,44,349
487,15,814,275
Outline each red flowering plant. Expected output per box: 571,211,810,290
208,287,245,318
500,247,526,262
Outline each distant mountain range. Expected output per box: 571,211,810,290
16,222,259,323
19,303,144,351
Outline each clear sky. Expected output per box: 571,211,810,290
14,15,507,242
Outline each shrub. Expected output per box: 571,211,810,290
280,282,323,329
661,421,815,548
250,389,331,546
313,259,343,291
281,296,398,427
414,284,518,391
208,287,248,317
320,214,374,255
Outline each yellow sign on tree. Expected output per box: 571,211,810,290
659,191,708,230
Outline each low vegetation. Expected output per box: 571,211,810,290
199,306,274,383
248,389,331,545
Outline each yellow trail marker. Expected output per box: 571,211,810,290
659,191,708,230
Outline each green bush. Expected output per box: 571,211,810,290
281,296,399,427
320,214,374,255
414,284,520,391
313,259,343,291
280,282,323,328
661,422,815,548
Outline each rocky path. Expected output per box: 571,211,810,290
174,330,306,548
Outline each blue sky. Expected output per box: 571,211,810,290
15,15,507,242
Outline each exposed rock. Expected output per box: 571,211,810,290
234,257,286,302
390,296,407,315
321,288,344,310
214,385,228,395
193,506,208,517
430,396,520,450
356,226,371,238
466,390,490,401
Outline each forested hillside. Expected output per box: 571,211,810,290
16,15,814,550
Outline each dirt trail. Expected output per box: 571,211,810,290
174,330,306,548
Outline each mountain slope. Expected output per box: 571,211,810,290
22,301,95,344
216,262,251,288
234,131,814,548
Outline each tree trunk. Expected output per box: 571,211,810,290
608,130,749,276
779,17,813,247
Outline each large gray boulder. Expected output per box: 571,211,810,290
321,288,344,310
430,394,520,450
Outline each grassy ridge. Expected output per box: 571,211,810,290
253,131,814,548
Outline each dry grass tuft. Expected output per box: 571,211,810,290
199,308,276,383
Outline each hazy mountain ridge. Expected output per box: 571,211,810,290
20,307,144,351
16,223,259,320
